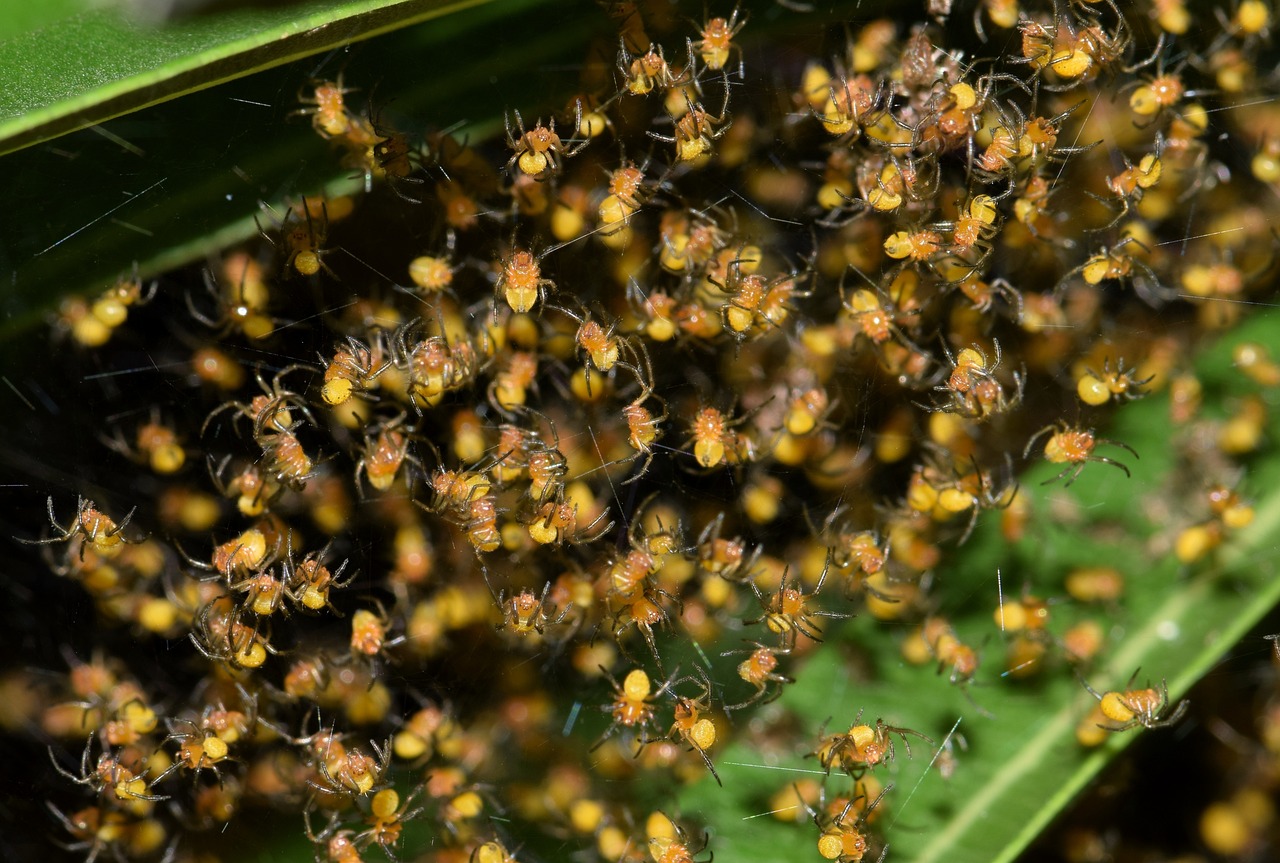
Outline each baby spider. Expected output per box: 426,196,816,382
928,341,1024,421
648,84,732,162
286,202,334,277
102,410,187,475
599,155,654,234
151,718,236,787
811,73,886,143
1093,141,1165,231
747,565,851,649
696,511,761,583
815,710,933,776
49,739,167,804
647,814,713,863
593,667,673,752
618,40,693,97
1061,236,1173,306
355,414,423,494
46,802,142,863
687,405,751,470
405,229,460,298
839,281,921,354
258,426,318,492
201,366,315,439
190,597,278,669
17,496,138,559
611,343,668,484
693,6,747,75
910,454,1018,544
1024,421,1139,486
188,251,274,339
302,810,362,863
357,786,427,861
949,272,1024,322
919,615,982,689
1080,672,1189,732
284,540,356,615
496,246,556,315
505,108,589,178
277,717,392,797
610,575,682,672
315,737,393,798
321,332,393,407
181,524,278,583
805,781,892,863
1076,357,1153,406
523,494,614,547
349,603,407,662
647,671,721,785
1123,38,1205,125
487,577,571,637
722,641,793,711
296,78,354,138
547,301,637,397
228,564,291,618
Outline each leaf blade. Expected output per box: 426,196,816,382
0,0,492,156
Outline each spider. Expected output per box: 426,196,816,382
505,108,589,178
46,803,141,863
187,252,274,340
320,332,393,407
17,496,138,560
495,247,556,316
200,366,315,439
696,511,761,583
747,564,851,648
272,715,392,797
1121,35,1205,126
585,346,667,484
927,341,1025,421
189,596,277,669
814,710,933,776
618,40,694,96
694,7,747,74
354,414,423,494
722,641,793,711
1024,421,1139,486
592,667,674,752
1080,671,1189,732
610,576,682,671
285,540,356,615
357,786,427,861
648,85,732,162
1061,237,1174,307
547,301,637,396
296,78,353,136
151,718,236,787
647,815,714,863
524,494,614,547
275,202,334,278
1076,356,1154,406
805,781,892,863
48,739,166,804
646,672,722,785
488,578,570,637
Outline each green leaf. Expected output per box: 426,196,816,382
0,0,597,336
0,0,500,157
681,311,1280,863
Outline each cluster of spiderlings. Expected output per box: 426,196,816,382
9,0,1280,861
